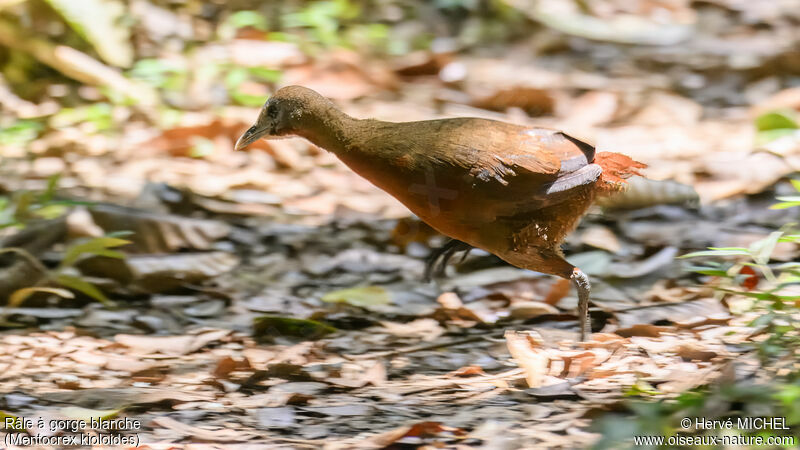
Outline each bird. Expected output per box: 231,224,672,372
236,85,645,340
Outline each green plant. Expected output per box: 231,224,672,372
755,110,799,146
0,175,79,229
224,65,281,107
128,59,189,92
681,180,800,365
594,181,800,448
2,234,130,307
0,176,125,306
282,0,361,48
0,119,44,146
50,103,115,132
594,383,800,449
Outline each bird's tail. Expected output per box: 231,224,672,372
594,152,647,194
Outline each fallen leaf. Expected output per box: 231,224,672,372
509,301,559,320
505,331,549,388
472,87,554,116
614,298,729,329
115,329,230,356
213,356,237,379
256,406,297,429
365,421,455,447
615,324,673,338
448,365,486,377
580,226,621,253
674,344,718,362
253,316,336,341
321,285,391,308
151,416,250,442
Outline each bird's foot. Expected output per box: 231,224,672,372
423,239,471,281
571,268,591,341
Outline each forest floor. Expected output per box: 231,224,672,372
2,1,800,448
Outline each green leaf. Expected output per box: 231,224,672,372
755,110,798,132
685,266,729,277
321,285,391,308
0,119,43,146
253,316,336,341
7,287,74,308
680,248,750,258
55,274,112,305
790,179,800,193
248,67,282,83
44,0,133,67
0,411,26,430
39,174,61,203
61,236,130,268
756,129,798,146
749,231,783,265
771,201,800,210
227,10,268,30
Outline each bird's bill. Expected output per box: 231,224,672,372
234,125,267,151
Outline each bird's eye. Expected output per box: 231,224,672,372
266,102,278,119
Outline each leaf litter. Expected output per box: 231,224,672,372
2,1,800,446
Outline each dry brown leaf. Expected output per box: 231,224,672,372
543,278,571,306
144,118,268,158
563,91,620,126
103,355,156,373
579,225,621,253
213,356,237,379
392,51,452,77
448,365,486,377
115,329,229,356
130,367,168,383
88,204,231,253
282,50,396,100
151,416,250,442
379,319,444,342
472,87,555,116
615,324,674,338
228,40,306,68
674,343,718,362
505,331,549,388
437,292,463,309
509,301,559,320
365,421,461,447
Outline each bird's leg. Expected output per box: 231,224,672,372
424,239,471,281
570,268,591,341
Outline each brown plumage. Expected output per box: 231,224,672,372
236,86,646,340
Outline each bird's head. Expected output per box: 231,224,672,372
234,85,330,151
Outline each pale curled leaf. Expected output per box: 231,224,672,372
505,331,548,388
321,285,391,308
44,0,133,67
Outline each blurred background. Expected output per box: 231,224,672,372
1,0,798,208
1,1,800,447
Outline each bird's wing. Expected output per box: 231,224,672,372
446,124,599,204
445,124,594,185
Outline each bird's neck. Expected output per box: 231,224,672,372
295,104,363,154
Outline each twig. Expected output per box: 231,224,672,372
0,247,49,275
